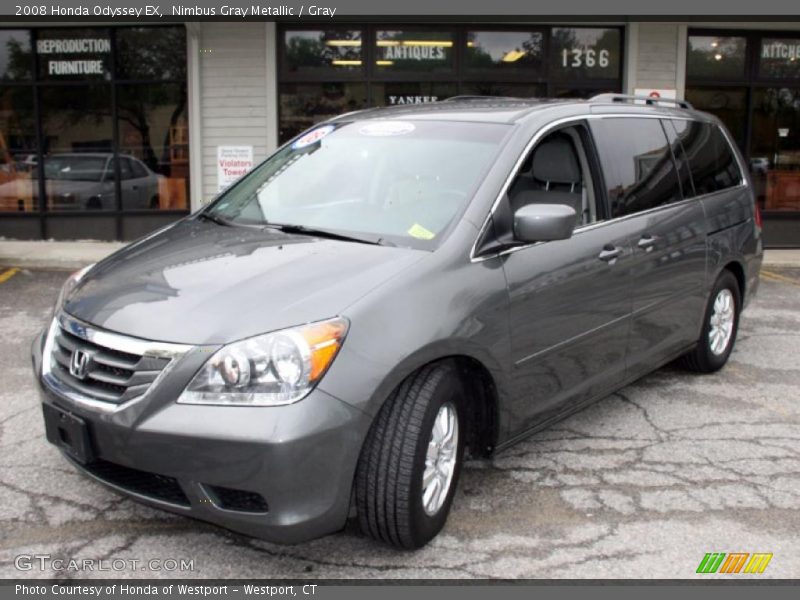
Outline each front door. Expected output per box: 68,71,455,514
499,123,634,436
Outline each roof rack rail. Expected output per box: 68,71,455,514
442,95,522,102
589,93,694,110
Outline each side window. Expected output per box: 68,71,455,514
674,120,742,196
663,119,696,199
590,117,682,218
130,159,150,179
507,125,599,227
117,158,134,181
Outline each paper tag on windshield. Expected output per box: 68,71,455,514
407,223,435,240
359,121,415,137
292,125,335,150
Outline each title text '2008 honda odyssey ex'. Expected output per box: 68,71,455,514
32,95,763,549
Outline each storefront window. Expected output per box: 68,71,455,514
0,87,36,212
0,30,32,80
549,27,621,80
278,25,623,145
0,26,189,240
759,38,800,80
36,28,111,81
464,31,544,74
279,82,367,142
687,36,747,80
687,29,800,247
283,30,363,76
116,84,189,210
374,29,455,73
751,87,800,211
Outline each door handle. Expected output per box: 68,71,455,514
637,234,658,251
598,246,623,263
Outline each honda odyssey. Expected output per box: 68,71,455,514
32,94,763,549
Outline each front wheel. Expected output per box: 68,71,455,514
679,270,741,373
355,363,465,549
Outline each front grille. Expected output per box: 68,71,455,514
81,458,190,507
49,324,170,405
205,484,269,513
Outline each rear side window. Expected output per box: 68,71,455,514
590,117,682,218
671,120,742,196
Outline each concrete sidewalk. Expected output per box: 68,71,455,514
1,239,799,271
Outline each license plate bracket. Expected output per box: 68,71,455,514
42,403,95,464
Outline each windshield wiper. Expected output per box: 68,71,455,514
197,211,234,227
263,223,394,246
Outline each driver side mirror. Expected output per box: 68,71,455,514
513,203,576,243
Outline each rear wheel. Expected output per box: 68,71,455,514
679,270,741,373
355,362,465,549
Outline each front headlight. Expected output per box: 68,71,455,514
177,317,348,406
55,263,95,311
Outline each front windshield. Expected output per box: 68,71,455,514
207,119,510,248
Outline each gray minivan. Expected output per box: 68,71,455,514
32,95,763,549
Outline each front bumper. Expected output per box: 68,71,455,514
32,328,371,544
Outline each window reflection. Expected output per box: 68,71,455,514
0,87,36,212
684,87,748,147
284,30,363,75
464,31,544,73
116,27,186,80
0,30,32,80
752,88,800,211
117,84,189,210
279,83,366,142
687,36,747,80
39,85,114,211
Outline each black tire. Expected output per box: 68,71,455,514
679,270,741,373
355,362,466,549
86,196,102,210
149,195,161,209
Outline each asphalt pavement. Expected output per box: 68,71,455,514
1,267,798,579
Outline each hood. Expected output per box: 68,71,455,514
65,219,426,344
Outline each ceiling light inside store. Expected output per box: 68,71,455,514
714,53,723,60
331,60,362,66
376,40,453,47
502,50,526,62
325,40,362,47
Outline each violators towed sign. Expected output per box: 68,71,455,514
217,146,254,193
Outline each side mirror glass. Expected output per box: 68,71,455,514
513,203,576,243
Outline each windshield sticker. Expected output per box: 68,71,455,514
407,223,435,240
359,121,415,137
291,125,335,150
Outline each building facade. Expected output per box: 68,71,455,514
0,21,798,246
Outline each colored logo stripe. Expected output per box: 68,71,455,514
744,553,773,574
697,552,773,574
697,553,726,573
